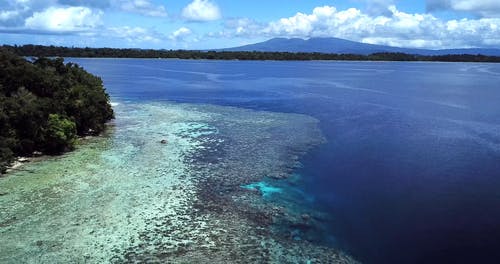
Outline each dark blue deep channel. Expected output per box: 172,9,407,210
70,59,500,264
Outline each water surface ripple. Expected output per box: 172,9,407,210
4,59,500,264
0,102,356,263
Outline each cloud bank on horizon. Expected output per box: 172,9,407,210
1,0,500,50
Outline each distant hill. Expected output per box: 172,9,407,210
223,37,500,56
4,44,500,62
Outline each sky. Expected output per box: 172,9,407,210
1,0,500,50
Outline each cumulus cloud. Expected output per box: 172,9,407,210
0,0,167,29
182,0,221,21
219,5,500,49
108,26,162,43
169,27,192,41
59,0,111,9
54,0,168,17
362,0,395,16
0,0,33,27
0,10,21,22
220,18,265,38
427,0,500,17
25,6,103,32
116,0,167,17
0,0,171,39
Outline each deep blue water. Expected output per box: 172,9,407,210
70,59,500,264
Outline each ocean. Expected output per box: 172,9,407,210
2,58,500,263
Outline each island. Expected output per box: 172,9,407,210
3,44,500,63
0,48,114,174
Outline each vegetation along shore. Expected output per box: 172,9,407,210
0,49,114,174
3,44,500,63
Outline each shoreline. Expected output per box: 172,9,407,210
5,157,36,173
2,122,116,176
5,44,500,63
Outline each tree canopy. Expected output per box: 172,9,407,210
0,48,114,173
3,44,500,62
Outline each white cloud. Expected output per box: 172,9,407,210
59,0,111,9
169,27,192,41
0,10,21,22
219,5,500,49
0,0,34,26
0,0,167,29
25,6,102,32
362,0,395,16
116,0,167,17
220,18,265,38
427,0,500,17
182,0,221,22
108,26,161,43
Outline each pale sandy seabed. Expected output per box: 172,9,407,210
0,102,359,264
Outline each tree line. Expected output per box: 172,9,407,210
2,44,500,62
0,48,114,174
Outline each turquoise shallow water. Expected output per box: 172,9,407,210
0,101,356,263
242,181,283,197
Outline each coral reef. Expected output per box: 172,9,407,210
0,102,358,263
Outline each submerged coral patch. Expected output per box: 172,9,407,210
242,181,283,197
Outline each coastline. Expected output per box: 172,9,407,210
5,44,500,63
2,123,116,175
5,157,38,173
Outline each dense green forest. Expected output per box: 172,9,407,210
0,48,114,174
3,44,500,62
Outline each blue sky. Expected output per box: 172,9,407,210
1,0,500,49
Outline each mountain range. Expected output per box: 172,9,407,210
223,37,500,56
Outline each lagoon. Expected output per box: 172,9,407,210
2,59,500,263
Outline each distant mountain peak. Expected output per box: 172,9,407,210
223,37,500,56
